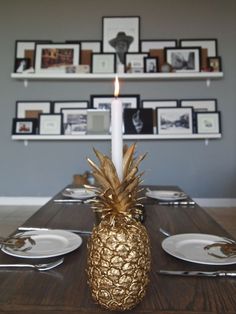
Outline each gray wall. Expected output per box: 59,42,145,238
0,0,235,198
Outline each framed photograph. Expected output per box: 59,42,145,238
14,58,31,73
196,112,221,134
144,57,159,73
61,108,87,135
35,43,80,73
125,53,148,73
87,109,110,134
207,57,222,72
91,95,140,110
157,107,193,135
102,16,140,65
179,39,218,57
92,53,116,73
16,101,51,118
80,41,102,52
165,47,201,72
39,114,62,135
180,99,217,112
53,101,88,113
124,108,154,134
141,39,177,52
12,118,37,135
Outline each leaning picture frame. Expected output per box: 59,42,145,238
60,108,87,135
141,39,177,52
125,53,148,73
102,16,140,65
87,109,110,134
92,53,116,73
207,57,222,72
35,43,80,73
144,57,159,73
165,47,201,72
16,101,51,118
90,94,140,110
12,118,38,135
179,39,218,57
180,99,217,112
39,113,63,135
157,107,193,135
196,112,221,134
53,101,89,113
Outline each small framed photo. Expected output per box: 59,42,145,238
35,43,80,73
207,57,222,72
157,107,193,135
16,101,51,118
180,99,217,112
14,58,31,73
165,47,201,72
92,53,116,73
141,39,177,52
87,109,110,134
53,101,88,113
179,39,218,57
123,108,154,134
125,53,148,73
91,95,139,110
102,16,140,65
196,112,221,134
144,57,159,73
61,108,87,135
12,118,38,135
39,114,63,135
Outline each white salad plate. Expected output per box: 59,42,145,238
162,233,236,265
62,188,96,200
1,230,82,259
146,190,187,201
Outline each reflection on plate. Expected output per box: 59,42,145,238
1,230,82,259
162,233,236,265
146,190,187,201
62,188,96,199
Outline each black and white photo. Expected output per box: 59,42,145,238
165,47,201,72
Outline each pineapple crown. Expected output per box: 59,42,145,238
86,143,146,219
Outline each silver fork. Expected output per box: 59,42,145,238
0,257,64,271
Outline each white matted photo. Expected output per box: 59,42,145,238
91,95,139,110
141,40,177,52
92,53,116,73
61,108,87,135
196,112,221,134
16,101,51,118
39,114,62,135
180,99,217,112
53,101,88,113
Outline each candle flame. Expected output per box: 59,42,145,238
114,75,120,97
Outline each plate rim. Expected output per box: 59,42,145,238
146,189,187,201
62,188,96,199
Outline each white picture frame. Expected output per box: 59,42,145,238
39,114,62,135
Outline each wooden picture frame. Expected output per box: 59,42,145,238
196,112,221,134
165,47,201,72
12,118,38,135
39,114,63,135
92,53,116,73
16,101,51,118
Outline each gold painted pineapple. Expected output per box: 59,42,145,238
86,144,151,311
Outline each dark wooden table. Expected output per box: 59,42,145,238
0,186,236,314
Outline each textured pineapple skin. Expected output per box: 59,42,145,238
87,215,151,311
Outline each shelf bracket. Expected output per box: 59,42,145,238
24,140,28,146
23,79,28,88
206,79,211,87
204,139,209,146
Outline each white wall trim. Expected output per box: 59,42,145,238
0,197,236,207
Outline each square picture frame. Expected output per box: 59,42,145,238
92,53,116,73
61,108,87,135
180,99,217,112
12,118,38,135
144,57,159,73
87,109,110,134
35,43,80,73
157,107,193,135
207,57,222,72
14,58,31,73
123,108,154,134
102,16,140,65
141,39,177,52
39,114,62,135
91,94,140,110
165,47,201,72
196,112,221,134
125,53,148,73
53,101,88,113
16,101,51,118
179,39,218,57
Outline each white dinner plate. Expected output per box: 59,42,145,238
162,233,236,265
146,190,187,201
1,230,82,259
62,188,96,200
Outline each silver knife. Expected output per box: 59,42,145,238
17,226,92,235
53,199,93,203
158,201,196,206
158,270,236,277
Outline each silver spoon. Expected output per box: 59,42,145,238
0,257,64,271
159,228,171,237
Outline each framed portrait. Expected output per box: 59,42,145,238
12,118,38,135
53,101,88,113
35,43,80,73
92,53,116,73
87,109,110,134
207,57,222,72
39,114,63,135
165,47,201,72
179,39,218,57
60,108,87,135
91,94,140,110
157,107,193,135
141,39,177,52
125,53,148,73
180,99,217,112
196,112,221,134
123,108,154,134
16,101,51,118
102,16,140,65
14,58,31,73
144,57,159,73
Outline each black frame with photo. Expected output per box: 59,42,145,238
207,57,222,72
15,101,52,118
60,108,87,135
165,47,201,73
92,53,116,73
12,118,38,135
140,39,177,53
14,58,31,73
179,38,218,57
53,101,89,113
39,113,63,135
196,112,221,134
144,57,159,73
90,94,140,110
180,99,217,112
123,108,154,134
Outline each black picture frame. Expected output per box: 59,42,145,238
207,57,222,72
140,39,177,52
90,94,140,109
123,108,154,134
144,57,159,73
15,101,52,118
12,118,38,135
60,108,87,135
14,58,31,73
53,101,89,113
180,99,217,112
165,47,201,72
92,53,116,73
196,112,221,134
